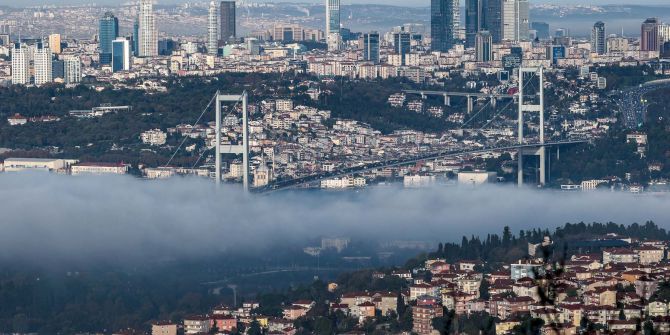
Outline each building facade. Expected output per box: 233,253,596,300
112,38,131,72
591,21,606,55
220,1,236,44
326,0,341,51
138,0,158,57
431,0,454,52
99,12,119,65
207,1,219,54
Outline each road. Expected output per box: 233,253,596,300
256,140,587,193
618,79,670,129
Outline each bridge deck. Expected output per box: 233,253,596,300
255,140,587,193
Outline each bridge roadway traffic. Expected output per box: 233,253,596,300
255,140,588,192
618,79,670,129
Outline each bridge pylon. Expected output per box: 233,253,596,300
215,91,250,192
517,67,546,187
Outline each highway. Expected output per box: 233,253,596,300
618,79,670,129
256,140,588,193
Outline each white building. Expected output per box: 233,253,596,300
138,0,158,57
140,129,167,146
207,1,219,55
2,158,69,172
33,44,53,86
11,43,30,85
64,56,81,84
144,167,176,179
320,176,366,188
457,171,497,185
403,175,436,188
275,99,294,112
71,162,129,175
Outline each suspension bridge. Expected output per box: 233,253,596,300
167,67,590,192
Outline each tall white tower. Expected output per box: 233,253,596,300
64,56,82,84
138,0,158,57
34,44,53,87
326,0,341,51
207,1,219,55
11,43,30,85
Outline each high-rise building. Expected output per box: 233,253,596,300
133,19,140,56
486,0,502,42
326,0,341,51
476,30,493,62
641,18,660,52
138,0,158,57
34,43,53,86
499,0,528,42
11,43,30,85
591,21,606,55
362,32,380,64
452,0,462,40
207,1,219,54
0,34,10,46
465,0,486,48
48,34,62,54
99,12,119,65
273,25,305,42
431,0,455,52
660,24,670,43
530,22,549,40
64,56,81,84
220,1,236,44
393,32,411,58
112,38,131,72
52,60,65,80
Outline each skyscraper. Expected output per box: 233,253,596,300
591,21,606,55
465,0,486,48
11,43,29,85
112,38,131,72
486,0,502,43
48,34,62,54
362,32,380,64
431,0,454,52
530,22,549,40
133,19,139,56
34,43,53,86
393,32,411,57
220,1,236,44
499,0,528,42
99,12,119,65
208,1,219,54
475,30,493,62
138,0,158,58
64,56,81,84
326,0,341,51
452,0,461,40
641,18,660,52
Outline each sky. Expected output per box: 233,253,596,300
1,0,670,7
0,172,669,266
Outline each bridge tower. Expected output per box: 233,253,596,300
517,67,546,187
215,91,250,192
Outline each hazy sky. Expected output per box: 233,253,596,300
1,0,670,7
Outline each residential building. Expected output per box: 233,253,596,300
413,296,443,335
48,33,61,54
33,43,53,86
11,43,30,85
151,322,177,335
64,56,81,84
